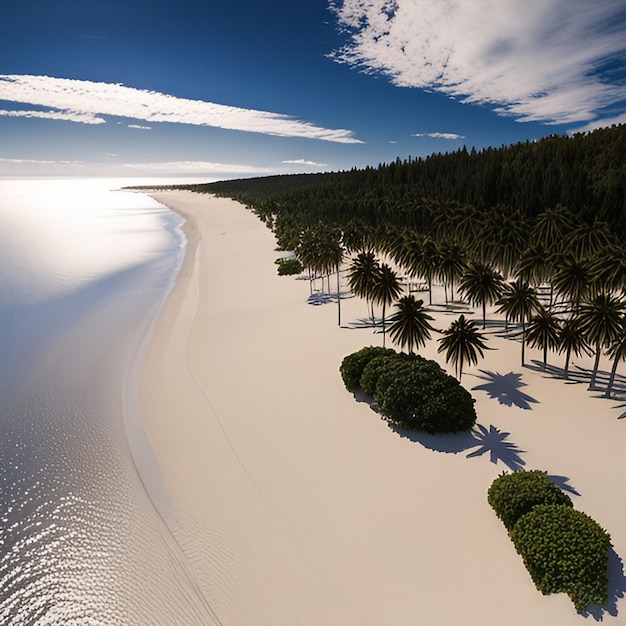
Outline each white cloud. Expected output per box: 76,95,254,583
0,74,363,143
128,124,152,130
123,161,278,174
0,157,84,164
282,159,329,167
330,0,626,125
413,132,465,139
569,111,626,134
0,108,104,124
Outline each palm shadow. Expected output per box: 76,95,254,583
526,360,626,400
391,422,527,471
471,370,539,410
583,548,626,621
465,424,527,471
547,474,581,496
346,316,384,330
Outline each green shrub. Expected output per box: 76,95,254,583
339,346,396,393
510,504,610,612
276,258,303,275
376,359,477,434
487,470,573,531
360,352,419,396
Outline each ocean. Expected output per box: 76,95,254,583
0,178,216,625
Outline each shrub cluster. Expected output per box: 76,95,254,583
488,471,610,612
275,257,303,275
340,347,477,434
487,470,573,531
512,505,610,612
339,346,396,393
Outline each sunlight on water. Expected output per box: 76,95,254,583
0,178,215,625
0,178,183,305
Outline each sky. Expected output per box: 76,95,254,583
1,0,626,180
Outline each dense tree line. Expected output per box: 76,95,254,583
168,124,626,396
182,123,625,241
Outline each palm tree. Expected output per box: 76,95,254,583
557,317,591,377
526,306,562,369
437,314,489,381
604,316,626,398
552,255,593,313
458,261,506,329
570,216,613,260
388,295,435,354
397,234,439,305
477,207,529,277
320,229,344,326
577,293,626,390
438,241,467,303
347,251,379,322
514,243,552,288
590,244,626,295
533,204,575,254
495,279,540,365
370,264,403,347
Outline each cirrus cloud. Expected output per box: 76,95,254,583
0,108,104,124
282,158,329,167
0,74,363,143
123,161,278,175
413,132,465,140
329,0,626,125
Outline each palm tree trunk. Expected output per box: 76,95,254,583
543,344,548,369
605,356,620,398
482,300,487,329
521,323,526,366
428,277,432,305
589,346,602,390
564,346,571,377
459,354,464,382
336,263,341,326
382,301,387,347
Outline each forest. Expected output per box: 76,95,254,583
163,124,626,398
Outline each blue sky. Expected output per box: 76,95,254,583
1,0,626,179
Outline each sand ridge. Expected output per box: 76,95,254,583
140,191,626,625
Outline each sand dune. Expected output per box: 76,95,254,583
140,191,626,625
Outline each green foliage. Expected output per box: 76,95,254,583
487,470,573,531
510,505,610,612
339,346,396,393
340,348,476,434
375,358,477,434
360,354,403,397
359,352,420,397
276,257,303,275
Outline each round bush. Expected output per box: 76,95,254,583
487,470,573,531
360,353,420,397
376,359,477,434
276,258,303,275
339,346,396,393
510,504,610,612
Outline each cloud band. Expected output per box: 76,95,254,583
0,74,363,143
330,0,626,125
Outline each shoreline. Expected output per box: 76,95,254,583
138,191,626,625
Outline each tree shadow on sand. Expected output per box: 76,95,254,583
471,370,539,410
391,422,527,471
346,316,384,330
582,548,626,621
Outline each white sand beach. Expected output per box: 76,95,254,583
140,191,626,625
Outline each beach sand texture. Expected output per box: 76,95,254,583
141,191,626,625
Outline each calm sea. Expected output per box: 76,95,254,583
0,179,217,625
